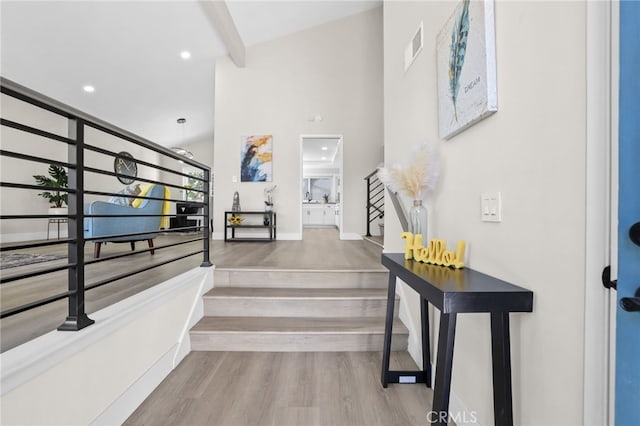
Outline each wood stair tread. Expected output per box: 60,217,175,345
204,287,393,300
191,316,408,334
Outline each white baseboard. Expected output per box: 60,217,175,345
274,232,301,240
0,231,64,243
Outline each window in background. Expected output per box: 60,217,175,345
182,166,205,202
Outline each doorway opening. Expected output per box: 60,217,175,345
300,135,343,240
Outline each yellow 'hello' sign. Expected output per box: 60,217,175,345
401,232,466,269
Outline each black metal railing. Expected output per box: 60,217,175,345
0,77,211,332
364,169,384,237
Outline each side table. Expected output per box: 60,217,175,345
380,253,533,426
47,218,67,240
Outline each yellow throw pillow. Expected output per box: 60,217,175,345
131,184,153,208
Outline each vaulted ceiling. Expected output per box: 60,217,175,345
0,1,380,148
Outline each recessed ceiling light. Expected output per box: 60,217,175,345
321,156,327,161
321,146,328,151
83,85,95,93
180,51,191,60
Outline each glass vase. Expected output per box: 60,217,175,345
264,205,272,226
409,199,428,238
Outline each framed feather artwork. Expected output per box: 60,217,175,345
240,135,273,182
436,0,497,140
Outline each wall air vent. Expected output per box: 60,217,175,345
404,21,424,72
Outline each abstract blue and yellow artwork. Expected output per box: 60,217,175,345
240,135,273,182
436,0,497,140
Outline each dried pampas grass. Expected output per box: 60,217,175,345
377,144,439,200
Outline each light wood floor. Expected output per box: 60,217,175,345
214,228,384,270
125,351,432,426
1,229,383,352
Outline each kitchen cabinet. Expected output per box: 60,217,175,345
303,204,336,226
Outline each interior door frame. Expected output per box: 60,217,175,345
299,134,344,239
584,1,618,424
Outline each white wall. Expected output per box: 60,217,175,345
384,1,587,424
0,267,212,425
213,7,383,240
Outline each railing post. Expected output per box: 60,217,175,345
59,118,94,331
366,177,372,237
200,167,212,267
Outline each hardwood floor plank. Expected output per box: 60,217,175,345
212,229,383,270
125,351,432,426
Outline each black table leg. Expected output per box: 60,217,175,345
380,272,397,388
431,312,457,426
421,296,432,388
491,312,514,426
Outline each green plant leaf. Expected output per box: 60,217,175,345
33,164,68,207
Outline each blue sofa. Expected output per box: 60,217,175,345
84,184,165,258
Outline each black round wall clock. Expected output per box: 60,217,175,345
114,151,138,184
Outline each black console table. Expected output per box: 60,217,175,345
170,202,203,231
224,211,276,242
380,253,533,426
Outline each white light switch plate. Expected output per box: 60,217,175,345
481,192,502,222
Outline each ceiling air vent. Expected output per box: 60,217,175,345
404,21,423,72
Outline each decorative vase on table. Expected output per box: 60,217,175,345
264,204,273,226
232,191,241,212
48,207,68,216
409,200,428,238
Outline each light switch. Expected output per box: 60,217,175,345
482,197,490,215
481,192,502,222
232,176,238,183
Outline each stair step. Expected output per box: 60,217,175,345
190,316,408,352
203,287,398,317
214,268,388,289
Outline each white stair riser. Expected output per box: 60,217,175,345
215,270,388,289
190,332,408,352
203,298,399,318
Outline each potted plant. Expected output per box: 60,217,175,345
33,164,68,215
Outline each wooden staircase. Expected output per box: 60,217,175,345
190,268,408,352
